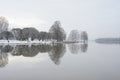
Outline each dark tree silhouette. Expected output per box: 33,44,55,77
38,31,48,41
22,27,39,40
11,28,23,40
0,31,15,40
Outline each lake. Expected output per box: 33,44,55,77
0,42,120,80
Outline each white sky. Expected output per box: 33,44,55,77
0,0,120,39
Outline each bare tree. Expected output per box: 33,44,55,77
0,16,9,33
49,21,66,42
80,31,88,42
68,30,80,41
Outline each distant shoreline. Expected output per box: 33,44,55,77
95,38,120,44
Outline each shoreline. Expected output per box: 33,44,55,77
0,40,87,45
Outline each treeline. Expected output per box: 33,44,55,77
0,16,66,41
0,16,88,42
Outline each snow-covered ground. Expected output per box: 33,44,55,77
0,40,52,45
0,40,86,45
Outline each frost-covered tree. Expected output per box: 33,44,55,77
80,31,88,41
49,21,66,42
22,27,39,40
38,32,52,41
38,31,48,41
68,30,80,41
0,16,9,33
0,31,15,40
46,32,52,40
11,28,23,40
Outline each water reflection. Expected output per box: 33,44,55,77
68,43,88,54
0,43,88,68
0,46,8,68
1,45,13,53
11,45,40,57
48,44,66,65
81,43,88,52
0,53,8,68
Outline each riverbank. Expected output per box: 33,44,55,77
0,40,86,45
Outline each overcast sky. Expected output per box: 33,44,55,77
0,0,120,39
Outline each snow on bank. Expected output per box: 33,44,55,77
0,40,52,45
0,40,86,45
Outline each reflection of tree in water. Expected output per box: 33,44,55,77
0,44,66,67
81,43,88,53
68,43,81,54
48,44,66,65
11,44,52,57
38,45,52,53
1,45,13,53
0,52,8,68
11,45,40,57
0,46,9,68
68,43,88,54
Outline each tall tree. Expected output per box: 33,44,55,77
0,16,9,33
49,21,66,42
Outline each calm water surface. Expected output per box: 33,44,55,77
0,42,120,80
